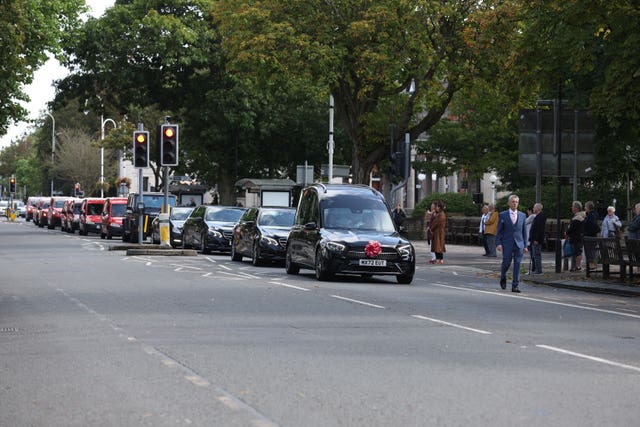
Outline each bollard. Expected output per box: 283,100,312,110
159,213,171,248
9,209,16,222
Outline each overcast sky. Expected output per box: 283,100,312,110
0,0,115,149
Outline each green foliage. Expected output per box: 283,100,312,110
0,0,85,135
413,192,479,219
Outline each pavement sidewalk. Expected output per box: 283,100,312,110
411,240,640,297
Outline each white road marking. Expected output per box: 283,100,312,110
424,280,640,319
411,314,493,335
269,281,310,292
185,375,210,387
536,344,640,373
331,295,385,309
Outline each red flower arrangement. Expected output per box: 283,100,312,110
365,240,382,258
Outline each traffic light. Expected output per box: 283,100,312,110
9,176,16,193
390,151,404,178
133,131,150,168
159,124,179,166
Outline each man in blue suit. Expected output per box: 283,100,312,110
496,194,528,293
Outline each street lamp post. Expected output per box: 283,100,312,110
490,174,497,204
100,115,117,198
45,112,55,196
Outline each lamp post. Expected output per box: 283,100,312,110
45,112,55,196
100,115,117,198
490,174,497,204
431,171,437,193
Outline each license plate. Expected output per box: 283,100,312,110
359,259,386,267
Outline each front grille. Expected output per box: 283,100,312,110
347,248,399,260
222,231,233,241
278,237,288,247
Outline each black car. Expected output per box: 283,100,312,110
181,205,245,253
231,206,296,265
123,193,177,243
151,206,194,246
285,184,415,284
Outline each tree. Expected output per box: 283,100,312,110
214,0,504,184
52,128,102,195
0,0,85,136
56,0,340,203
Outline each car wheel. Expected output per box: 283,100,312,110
314,248,333,281
231,242,242,261
200,233,211,254
396,273,413,284
285,249,299,275
251,243,262,266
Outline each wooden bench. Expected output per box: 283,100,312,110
583,237,603,277
624,237,640,278
599,237,629,279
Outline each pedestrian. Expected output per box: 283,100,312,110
626,203,640,240
483,204,498,257
479,205,489,255
425,202,438,263
565,201,585,271
583,201,600,237
601,206,622,238
529,203,546,274
392,203,406,232
496,194,528,293
430,200,446,264
525,206,537,272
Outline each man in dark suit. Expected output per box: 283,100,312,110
528,203,546,274
496,194,528,293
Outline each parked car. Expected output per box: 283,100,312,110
123,193,177,243
47,197,72,229
0,200,8,217
61,198,83,233
79,198,105,235
100,197,128,239
26,196,43,222
35,199,50,227
181,205,245,254
285,184,415,284
231,206,296,265
151,206,194,246
16,201,26,217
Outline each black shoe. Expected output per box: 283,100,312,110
512,287,521,293
500,277,506,289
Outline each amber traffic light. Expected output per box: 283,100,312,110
159,124,179,166
133,131,150,168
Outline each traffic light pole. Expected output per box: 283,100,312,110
137,123,145,244
390,132,410,206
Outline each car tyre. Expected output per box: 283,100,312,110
396,273,413,284
231,242,242,261
252,243,262,266
285,249,299,275
201,233,211,254
314,249,333,281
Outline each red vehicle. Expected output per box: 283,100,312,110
100,197,127,239
79,198,105,235
47,197,72,229
26,196,44,222
35,199,50,228
62,197,84,233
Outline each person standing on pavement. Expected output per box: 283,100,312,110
566,201,585,271
480,205,489,255
583,201,600,237
525,206,537,272
528,203,546,274
601,206,622,238
392,203,406,233
430,200,447,264
496,194,528,293
484,204,498,257
626,203,640,240
425,202,438,263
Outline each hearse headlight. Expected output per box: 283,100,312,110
326,241,346,253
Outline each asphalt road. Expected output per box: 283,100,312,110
1,218,639,426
